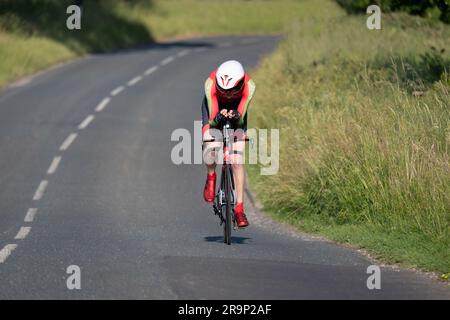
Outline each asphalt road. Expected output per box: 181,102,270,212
0,35,448,299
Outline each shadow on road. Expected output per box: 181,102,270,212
0,0,155,53
100,40,215,57
204,236,252,245
0,0,217,55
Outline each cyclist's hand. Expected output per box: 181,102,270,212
214,109,228,124
228,110,241,123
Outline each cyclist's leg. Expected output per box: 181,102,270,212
202,126,223,164
201,97,218,173
202,127,223,202
230,135,248,227
230,129,246,204
230,127,249,227
202,97,221,202
202,129,221,172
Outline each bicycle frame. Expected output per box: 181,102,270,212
203,121,248,244
216,122,236,224
219,122,236,202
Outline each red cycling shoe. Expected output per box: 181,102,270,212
234,202,249,228
203,172,216,203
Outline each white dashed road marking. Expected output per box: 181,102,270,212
177,49,190,57
33,180,48,201
78,114,95,130
161,56,175,66
95,97,111,112
2,54,181,264
194,47,208,53
47,156,62,175
145,66,158,76
14,227,31,240
0,244,17,263
24,208,37,223
128,76,143,86
60,133,78,151
111,86,125,96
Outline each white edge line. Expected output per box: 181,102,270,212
0,244,18,263
127,76,143,87
60,133,78,151
144,66,158,76
24,208,37,223
78,114,95,130
47,156,62,175
9,78,32,88
14,227,31,240
111,86,124,96
95,97,111,112
33,180,48,201
161,56,175,66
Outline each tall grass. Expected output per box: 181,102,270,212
125,0,318,38
249,2,450,273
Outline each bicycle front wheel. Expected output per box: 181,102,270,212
222,165,232,245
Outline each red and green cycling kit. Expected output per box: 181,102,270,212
201,70,256,134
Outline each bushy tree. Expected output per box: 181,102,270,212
336,0,450,23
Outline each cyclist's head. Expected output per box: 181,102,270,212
215,60,245,101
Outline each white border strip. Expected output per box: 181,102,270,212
78,115,95,130
0,244,18,263
47,156,62,175
95,97,111,112
161,56,175,66
128,76,143,86
144,66,158,76
60,133,78,151
24,208,38,223
111,86,124,96
33,180,48,201
14,227,31,240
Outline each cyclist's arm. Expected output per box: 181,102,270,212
204,77,220,127
201,96,211,134
236,78,255,127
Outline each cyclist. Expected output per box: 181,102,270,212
201,60,256,228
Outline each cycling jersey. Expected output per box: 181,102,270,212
201,69,256,133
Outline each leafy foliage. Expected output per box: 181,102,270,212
336,0,450,23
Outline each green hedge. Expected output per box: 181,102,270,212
336,0,450,23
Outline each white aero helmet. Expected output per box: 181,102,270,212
216,60,245,90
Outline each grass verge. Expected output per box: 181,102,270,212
248,1,450,275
